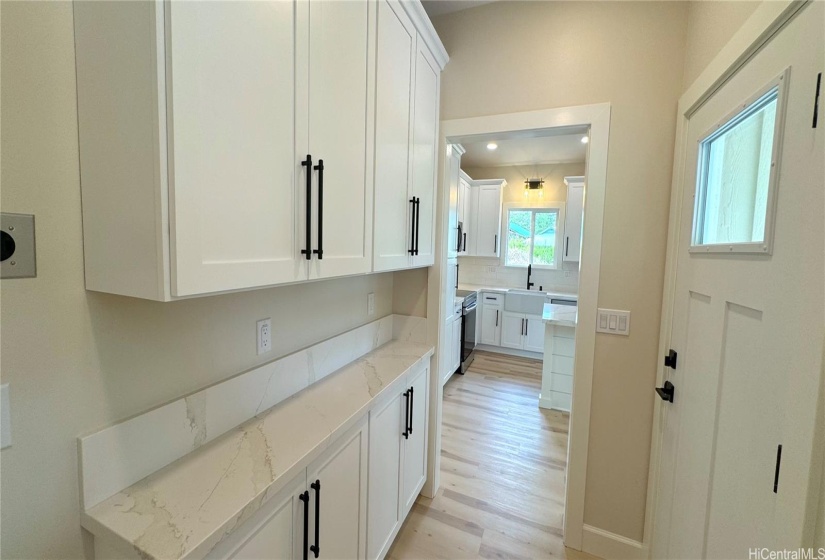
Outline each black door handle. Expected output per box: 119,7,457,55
310,480,321,558
655,380,675,403
402,389,410,439
313,160,324,260
301,155,313,260
300,490,310,560
408,386,414,435
408,198,416,255
414,197,420,256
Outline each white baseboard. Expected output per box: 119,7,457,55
580,524,646,560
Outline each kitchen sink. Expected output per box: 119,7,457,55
504,289,546,315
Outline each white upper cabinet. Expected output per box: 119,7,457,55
460,178,505,258
304,0,375,280
74,0,446,300
457,172,472,255
374,0,448,272
445,145,464,260
563,176,585,263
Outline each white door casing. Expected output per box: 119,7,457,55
652,3,824,557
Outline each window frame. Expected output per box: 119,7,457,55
502,202,566,269
690,67,789,255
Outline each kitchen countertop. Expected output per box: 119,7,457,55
542,303,578,327
82,340,434,560
458,283,578,300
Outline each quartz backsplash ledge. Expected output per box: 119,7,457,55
457,256,579,293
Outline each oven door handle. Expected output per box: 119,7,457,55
463,303,477,313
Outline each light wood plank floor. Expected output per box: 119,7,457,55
387,351,601,560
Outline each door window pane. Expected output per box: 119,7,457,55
694,87,779,248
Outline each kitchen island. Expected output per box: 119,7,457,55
539,303,577,412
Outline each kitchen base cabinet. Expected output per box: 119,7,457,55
203,418,368,560
501,312,544,353
480,292,503,346
367,362,430,560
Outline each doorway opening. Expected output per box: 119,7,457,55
418,103,611,556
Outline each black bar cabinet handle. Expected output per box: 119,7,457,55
494,234,497,253
455,263,459,290
495,309,499,327
301,155,312,260
310,480,321,558
313,160,324,260
773,444,782,493
402,390,410,438
414,197,421,255
408,386,414,435
300,491,310,560
565,237,569,257
408,199,416,255
462,232,467,252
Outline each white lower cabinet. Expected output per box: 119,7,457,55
501,312,544,353
206,418,368,560
480,293,503,346
367,363,430,560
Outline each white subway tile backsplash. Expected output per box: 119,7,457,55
457,256,579,294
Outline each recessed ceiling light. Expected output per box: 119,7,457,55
487,143,498,151
581,136,589,144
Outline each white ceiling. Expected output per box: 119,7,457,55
421,0,498,18
460,133,588,169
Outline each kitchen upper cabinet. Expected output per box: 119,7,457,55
480,292,503,346
563,176,585,263
373,0,447,272
75,0,446,299
457,173,472,255
304,0,374,280
367,362,430,559
468,180,505,258
74,1,304,300
445,145,464,260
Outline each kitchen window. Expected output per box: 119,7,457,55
504,206,563,268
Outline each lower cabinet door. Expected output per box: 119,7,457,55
401,365,429,516
206,471,307,560
500,312,525,349
480,303,501,346
524,315,545,353
307,418,368,560
452,316,462,372
367,392,405,560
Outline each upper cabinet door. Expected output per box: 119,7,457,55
167,2,304,296
563,177,585,263
373,0,416,272
474,183,503,258
305,0,375,280
446,147,462,259
410,42,440,267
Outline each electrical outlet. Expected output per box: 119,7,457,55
596,308,630,336
368,293,375,316
257,318,272,355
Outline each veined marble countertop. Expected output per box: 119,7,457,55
458,283,578,300
82,340,434,560
542,303,578,327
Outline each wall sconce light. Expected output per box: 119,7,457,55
524,178,544,198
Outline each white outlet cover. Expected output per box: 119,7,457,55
257,318,272,355
1,384,11,449
596,308,630,336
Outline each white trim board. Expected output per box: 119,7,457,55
435,102,611,551
78,314,427,510
582,524,646,560
644,0,811,556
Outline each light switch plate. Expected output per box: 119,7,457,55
1,213,36,279
597,308,630,336
1,384,11,449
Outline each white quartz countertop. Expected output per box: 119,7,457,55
542,303,578,327
458,283,578,300
82,340,434,560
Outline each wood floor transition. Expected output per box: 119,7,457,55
388,350,601,560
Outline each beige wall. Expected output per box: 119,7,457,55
434,1,689,541
393,267,429,317
0,3,394,558
682,1,761,89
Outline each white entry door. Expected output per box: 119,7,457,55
653,4,824,558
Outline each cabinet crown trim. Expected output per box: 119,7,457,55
399,0,449,69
